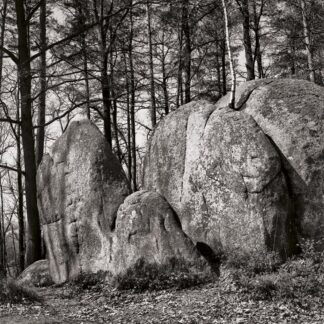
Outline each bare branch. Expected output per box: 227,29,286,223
0,164,25,175
0,117,20,124
0,47,18,64
26,0,43,22
33,99,101,128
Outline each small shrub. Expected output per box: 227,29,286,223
225,249,282,275
113,258,214,292
71,271,108,290
0,279,42,304
224,239,324,300
276,239,324,299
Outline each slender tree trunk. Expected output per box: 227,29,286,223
221,38,227,95
238,0,255,80
290,40,296,76
0,175,6,277
10,224,18,276
109,46,122,162
252,0,264,78
124,54,132,185
215,33,222,96
182,0,191,103
0,0,8,93
129,3,137,191
254,28,263,78
161,31,169,115
300,0,315,83
16,99,25,272
94,0,112,146
14,75,25,272
146,0,157,127
176,23,183,108
75,0,91,118
82,36,91,119
112,99,121,161
36,0,47,166
222,0,236,108
17,136,25,271
15,0,42,266
101,58,112,146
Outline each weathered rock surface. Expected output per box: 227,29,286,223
16,260,53,287
144,101,215,214
37,118,130,283
144,79,324,255
240,79,324,246
111,191,205,275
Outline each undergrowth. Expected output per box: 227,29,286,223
0,279,42,304
62,239,324,301
112,257,215,292
71,270,108,290
223,239,324,300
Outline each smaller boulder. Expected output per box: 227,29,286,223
111,190,206,275
16,260,53,287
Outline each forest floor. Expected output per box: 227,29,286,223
1,276,324,324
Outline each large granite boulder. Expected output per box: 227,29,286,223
111,190,206,275
144,79,324,255
37,118,130,283
237,79,324,247
16,260,53,287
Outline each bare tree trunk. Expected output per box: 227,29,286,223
101,55,112,146
111,95,121,161
0,0,8,93
161,31,169,115
93,0,113,146
252,0,264,78
221,37,227,95
10,224,18,276
290,40,296,76
82,36,91,119
182,0,191,103
15,0,42,266
16,99,25,272
109,46,122,162
300,0,315,83
36,0,47,166
146,0,157,127
80,4,91,119
75,0,91,119
238,0,255,80
176,24,183,108
222,0,236,108
124,54,132,185
0,174,6,277
129,3,137,191
215,31,222,96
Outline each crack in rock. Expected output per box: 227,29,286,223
235,80,275,111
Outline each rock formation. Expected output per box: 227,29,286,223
38,119,204,284
37,118,130,283
238,79,324,248
17,260,53,287
37,79,324,284
144,79,324,256
111,190,205,275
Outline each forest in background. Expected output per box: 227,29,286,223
0,0,323,278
